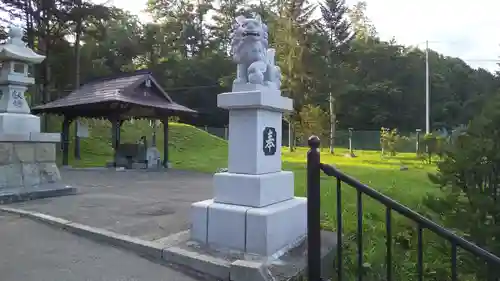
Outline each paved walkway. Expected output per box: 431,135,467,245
9,169,213,241
0,213,202,281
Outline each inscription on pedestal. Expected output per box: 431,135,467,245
11,90,23,108
263,127,277,156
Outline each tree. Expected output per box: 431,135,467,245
296,104,329,146
317,0,353,154
0,25,7,41
347,1,376,41
272,0,315,109
209,0,248,54
0,0,497,132
424,91,500,280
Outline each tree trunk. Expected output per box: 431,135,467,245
73,1,83,160
25,0,36,107
329,94,336,154
40,29,50,131
25,1,34,47
74,22,82,89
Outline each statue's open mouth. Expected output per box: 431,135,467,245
243,31,259,37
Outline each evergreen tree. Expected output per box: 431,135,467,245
425,91,500,279
316,0,353,153
347,1,377,40
319,0,353,54
209,0,248,54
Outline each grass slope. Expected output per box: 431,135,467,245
58,119,451,280
56,119,227,171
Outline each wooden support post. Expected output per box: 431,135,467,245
62,117,71,166
74,119,81,160
110,118,122,167
163,119,169,168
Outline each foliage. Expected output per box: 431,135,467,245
296,104,329,146
1,0,497,132
168,116,180,123
314,0,353,152
424,92,500,280
380,127,409,156
421,133,445,163
347,1,376,40
0,25,6,42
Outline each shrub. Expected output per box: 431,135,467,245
380,127,409,156
296,104,328,147
421,133,445,163
424,92,500,280
168,116,180,123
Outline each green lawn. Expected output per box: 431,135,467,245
57,119,451,281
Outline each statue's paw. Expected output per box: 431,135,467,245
248,74,264,85
264,81,279,90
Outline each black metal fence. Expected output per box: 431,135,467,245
306,135,500,281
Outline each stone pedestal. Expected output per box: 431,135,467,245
0,113,41,134
0,133,75,203
0,25,75,203
190,85,307,256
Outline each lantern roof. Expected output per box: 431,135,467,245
0,25,45,64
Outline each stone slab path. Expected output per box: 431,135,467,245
8,169,213,241
0,212,203,281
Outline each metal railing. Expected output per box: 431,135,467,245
306,135,500,281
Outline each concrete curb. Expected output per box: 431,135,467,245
0,207,337,281
163,246,231,280
0,185,77,204
0,207,164,260
0,207,226,280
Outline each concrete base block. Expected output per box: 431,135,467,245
190,197,307,256
246,197,306,255
0,113,40,134
162,230,338,281
0,183,76,204
207,203,252,251
190,199,213,243
213,171,294,207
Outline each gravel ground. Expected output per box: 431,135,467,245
9,169,213,241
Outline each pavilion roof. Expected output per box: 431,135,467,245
32,70,196,119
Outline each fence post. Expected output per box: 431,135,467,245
307,135,321,281
416,128,421,155
348,127,354,156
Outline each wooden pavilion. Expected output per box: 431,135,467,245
31,70,196,168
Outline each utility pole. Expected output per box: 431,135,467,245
425,40,430,134
329,92,335,154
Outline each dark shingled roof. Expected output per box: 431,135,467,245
32,71,196,118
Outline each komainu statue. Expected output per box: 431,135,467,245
230,14,281,90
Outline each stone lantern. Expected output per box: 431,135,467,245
0,25,75,203
0,25,46,134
